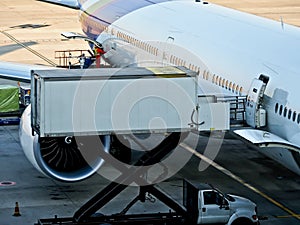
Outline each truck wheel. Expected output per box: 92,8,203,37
231,218,253,225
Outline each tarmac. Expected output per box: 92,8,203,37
0,0,300,225
0,125,300,225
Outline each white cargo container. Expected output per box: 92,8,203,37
31,67,199,137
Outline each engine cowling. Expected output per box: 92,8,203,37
19,105,110,182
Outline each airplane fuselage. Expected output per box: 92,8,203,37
78,0,300,175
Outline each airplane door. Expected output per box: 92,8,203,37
162,36,174,65
200,191,230,224
245,74,269,128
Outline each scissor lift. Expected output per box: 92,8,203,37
35,132,189,225
31,66,230,225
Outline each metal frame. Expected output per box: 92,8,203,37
35,132,192,225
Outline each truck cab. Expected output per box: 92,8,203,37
183,180,258,225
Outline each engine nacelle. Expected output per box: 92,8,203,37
19,105,110,182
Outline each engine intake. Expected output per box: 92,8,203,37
20,105,110,182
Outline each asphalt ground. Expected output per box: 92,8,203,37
0,126,299,224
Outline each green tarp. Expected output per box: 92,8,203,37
0,85,19,113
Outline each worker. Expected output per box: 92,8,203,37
95,46,105,68
68,52,72,69
79,53,86,69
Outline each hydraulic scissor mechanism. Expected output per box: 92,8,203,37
73,132,183,222
36,132,188,225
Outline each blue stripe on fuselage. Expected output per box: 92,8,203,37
79,0,169,41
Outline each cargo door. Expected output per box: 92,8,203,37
31,73,42,134
245,74,269,128
162,36,174,65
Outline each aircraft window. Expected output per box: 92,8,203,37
284,107,288,117
225,80,229,89
232,84,236,92
197,68,201,75
197,66,202,74
275,103,279,113
222,79,225,87
288,109,292,119
239,86,243,94
219,77,222,86
229,82,232,91
297,114,300,124
293,111,297,122
236,85,239,93
279,105,283,115
212,74,215,83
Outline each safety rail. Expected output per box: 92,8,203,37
216,95,247,127
55,49,93,68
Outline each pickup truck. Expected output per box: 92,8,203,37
184,180,259,225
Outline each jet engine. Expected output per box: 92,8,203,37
19,106,111,182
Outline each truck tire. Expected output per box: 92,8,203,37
231,218,253,225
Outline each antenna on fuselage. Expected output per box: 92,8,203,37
280,16,284,30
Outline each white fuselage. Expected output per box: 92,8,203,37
80,0,300,174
